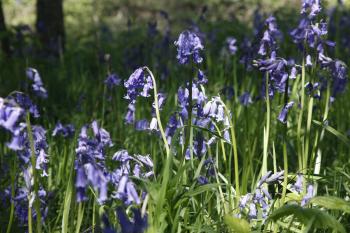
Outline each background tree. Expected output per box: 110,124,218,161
36,0,65,57
0,0,11,57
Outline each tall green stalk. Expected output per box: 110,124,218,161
262,74,270,179
26,112,42,233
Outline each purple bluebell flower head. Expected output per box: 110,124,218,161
152,93,166,110
265,170,284,184
239,92,253,106
164,114,179,145
197,176,209,185
301,184,314,206
135,119,149,131
0,98,23,132
124,68,153,101
306,54,313,66
258,16,282,56
105,73,122,89
301,0,322,19
52,122,75,137
125,102,136,124
111,150,154,205
13,93,40,118
174,30,204,64
226,37,238,55
75,121,113,203
26,68,48,99
116,207,148,233
293,173,303,193
248,203,257,219
197,69,208,85
278,101,295,124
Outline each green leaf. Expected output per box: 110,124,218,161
224,215,251,233
311,196,350,213
268,205,346,233
184,183,219,197
313,120,350,147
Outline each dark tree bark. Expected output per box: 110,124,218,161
36,0,65,57
0,0,11,57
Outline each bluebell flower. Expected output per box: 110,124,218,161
197,69,208,85
12,93,40,118
226,37,238,55
125,103,136,124
301,0,322,19
116,207,148,233
239,92,253,106
52,122,75,138
278,101,295,124
301,184,314,206
174,30,204,64
248,203,257,219
164,114,179,145
26,68,48,99
105,73,122,89
197,176,209,185
292,173,303,193
75,121,113,203
111,150,154,205
0,98,23,132
124,68,153,101
135,119,149,131
258,16,282,56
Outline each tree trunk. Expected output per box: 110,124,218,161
36,0,65,57
0,0,11,57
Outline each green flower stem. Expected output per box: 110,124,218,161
26,112,42,233
297,59,306,171
262,74,270,181
220,100,240,200
6,160,16,233
144,67,170,157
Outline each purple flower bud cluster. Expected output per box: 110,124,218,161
239,171,283,220
174,30,204,64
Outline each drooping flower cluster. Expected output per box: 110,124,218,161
174,30,204,64
74,122,154,205
124,68,155,125
110,150,154,205
291,173,315,206
291,0,348,98
102,207,148,233
26,68,48,99
0,68,49,226
52,122,75,138
239,171,284,220
75,121,113,203
277,101,295,124
12,167,48,225
258,16,282,56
